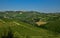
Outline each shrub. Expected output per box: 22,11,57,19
43,20,60,33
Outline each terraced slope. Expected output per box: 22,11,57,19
0,19,60,38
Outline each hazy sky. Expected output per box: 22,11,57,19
0,0,60,13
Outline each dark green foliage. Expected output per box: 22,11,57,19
7,27,13,38
1,27,14,38
33,18,40,22
26,35,30,38
43,20,60,33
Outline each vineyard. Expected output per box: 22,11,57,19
0,11,60,38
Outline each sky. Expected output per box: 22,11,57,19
0,0,60,13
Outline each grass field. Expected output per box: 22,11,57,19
0,18,60,38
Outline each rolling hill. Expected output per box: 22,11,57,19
0,11,60,38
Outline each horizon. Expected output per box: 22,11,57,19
0,0,60,13
0,10,60,13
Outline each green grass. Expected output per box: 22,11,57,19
0,18,60,38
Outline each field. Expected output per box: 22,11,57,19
0,11,60,38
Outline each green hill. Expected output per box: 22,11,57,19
0,11,60,38
0,18,60,38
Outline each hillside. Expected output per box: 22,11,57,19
0,11,60,38
0,18,60,38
